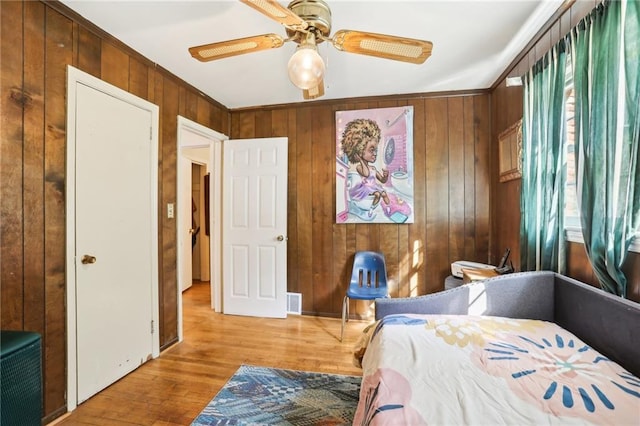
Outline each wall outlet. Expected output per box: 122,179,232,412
167,203,174,219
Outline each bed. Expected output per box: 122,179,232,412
353,272,640,425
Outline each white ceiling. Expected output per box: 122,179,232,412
60,0,564,109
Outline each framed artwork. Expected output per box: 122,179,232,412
498,119,523,182
336,106,414,224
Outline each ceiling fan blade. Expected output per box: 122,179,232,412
332,30,433,64
189,34,284,62
303,79,324,100
239,0,308,31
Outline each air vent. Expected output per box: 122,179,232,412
286,292,302,315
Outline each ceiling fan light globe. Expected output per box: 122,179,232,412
287,46,325,90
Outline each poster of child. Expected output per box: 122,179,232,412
336,106,414,224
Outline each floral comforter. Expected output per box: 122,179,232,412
354,314,639,425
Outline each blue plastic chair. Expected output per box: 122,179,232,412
341,251,389,341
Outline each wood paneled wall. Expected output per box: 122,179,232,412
489,0,640,302
0,1,228,422
230,94,492,316
2,2,492,421
3,0,636,423
566,242,640,302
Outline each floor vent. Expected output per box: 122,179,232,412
286,292,302,315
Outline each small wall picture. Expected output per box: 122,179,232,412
336,106,414,224
498,119,522,182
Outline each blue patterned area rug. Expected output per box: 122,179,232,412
191,364,361,426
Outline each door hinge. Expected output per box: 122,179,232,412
149,127,152,140
150,320,155,334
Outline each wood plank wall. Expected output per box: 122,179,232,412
2,0,637,423
230,93,492,317
489,0,640,302
0,2,228,422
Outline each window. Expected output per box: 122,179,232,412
563,58,640,253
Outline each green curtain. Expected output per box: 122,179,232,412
570,0,640,297
520,41,568,273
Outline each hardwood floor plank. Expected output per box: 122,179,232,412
53,282,367,425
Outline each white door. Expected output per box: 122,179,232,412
223,137,288,318
67,68,159,405
179,155,194,292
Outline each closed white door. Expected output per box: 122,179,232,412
73,81,157,403
223,137,288,318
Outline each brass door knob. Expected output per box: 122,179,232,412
276,235,286,242
81,255,97,264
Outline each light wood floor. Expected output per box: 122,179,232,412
53,282,369,425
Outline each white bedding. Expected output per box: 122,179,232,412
353,314,640,425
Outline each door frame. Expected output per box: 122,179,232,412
65,65,160,411
176,116,224,340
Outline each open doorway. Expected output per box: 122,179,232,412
177,116,224,341
190,163,209,286
181,159,209,293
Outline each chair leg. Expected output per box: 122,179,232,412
346,296,350,323
341,295,348,342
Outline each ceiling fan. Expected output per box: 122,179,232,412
189,0,433,100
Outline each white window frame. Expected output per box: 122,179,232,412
566,227,640,253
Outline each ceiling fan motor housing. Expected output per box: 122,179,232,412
286,0,332,43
